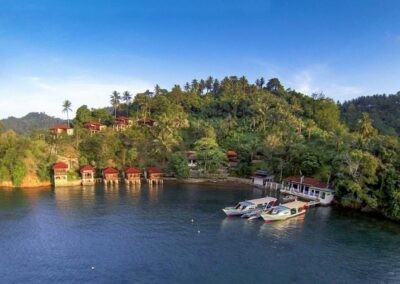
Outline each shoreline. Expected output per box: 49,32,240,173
0,177,255,189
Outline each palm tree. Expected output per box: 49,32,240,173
62,100,72,127
122,91,132,116
110,91,121,118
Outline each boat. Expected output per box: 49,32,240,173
241,202,275,220
261,200,308,223
222,197,277,217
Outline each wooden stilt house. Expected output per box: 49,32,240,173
145,167,163,185
102,167,119,185
124,168,141,185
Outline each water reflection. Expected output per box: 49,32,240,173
54,186,83,212
259,214,306,239
81,186,96,207
126,185,141,203
147,184,163,203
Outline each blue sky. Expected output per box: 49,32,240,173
0,0,400,118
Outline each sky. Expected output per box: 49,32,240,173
0,0,400,118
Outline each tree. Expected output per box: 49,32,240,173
169,152,189,179
266,78,284,94
194,137,226,174
122,91,132,116
358,112,377,139
75,105,92,124
110,91,121,118
62,100,72,127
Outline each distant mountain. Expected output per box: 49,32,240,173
341,92,400,136
0,112,66,135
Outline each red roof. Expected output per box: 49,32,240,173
283,176,327,189
124,168,141,174
80,165,95,173
226,151,238,157
50,124,70,130
147,167,162,174
84,121,101,126
53,162,68,170
138,118,155,125
84,121,102,131
103,167,119,174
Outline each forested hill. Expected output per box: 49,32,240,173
0,76,399,220
341,92,400,136
0,112,65,135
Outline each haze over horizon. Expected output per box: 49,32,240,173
1,0,400,119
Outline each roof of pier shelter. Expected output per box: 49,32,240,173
125,168,141,174
253,170,274,178
80,165,95,173
146,167,163,174
283,176,327,189
103,167,119,174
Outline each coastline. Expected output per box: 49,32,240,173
0,176,254,189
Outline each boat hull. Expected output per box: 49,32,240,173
222,208,243,217
262,210,306,223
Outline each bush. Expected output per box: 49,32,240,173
169,152,189,179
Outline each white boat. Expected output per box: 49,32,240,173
241,203,274,219
261,200,308,223
222,197,277,217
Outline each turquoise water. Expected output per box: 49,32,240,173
0,183,399,283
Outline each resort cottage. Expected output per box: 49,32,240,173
49,125,74,136
113,116,132,131
102,167,119,185
137,118,156,127
186,151,197,168
226,151,238,167
52,162,69,187
280,176,335,205
124,168,141,185
83,121,106,134
80,165,96,185
252,170,275,187
145,167,163,185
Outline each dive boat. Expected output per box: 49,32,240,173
222,197,277,217
261,200,308,223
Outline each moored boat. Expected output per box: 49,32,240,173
261,200,308,223
222,197,277,217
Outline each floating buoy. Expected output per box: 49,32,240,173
197,230,201,234
191,219,194,223
91,266,95,270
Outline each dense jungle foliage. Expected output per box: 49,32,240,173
341,92,400,136
0,76,399,220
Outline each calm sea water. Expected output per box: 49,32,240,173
0,183,399,283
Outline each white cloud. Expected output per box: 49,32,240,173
287,65,363,101
0,75,154,119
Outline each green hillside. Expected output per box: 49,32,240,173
0,112,65,135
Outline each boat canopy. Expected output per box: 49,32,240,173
244,197,277,206
281,200,308,209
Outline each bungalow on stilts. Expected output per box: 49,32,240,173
124,168,141,186
102,167,119,186
80,165,96,185
145,167,163,185
52,162,69,187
